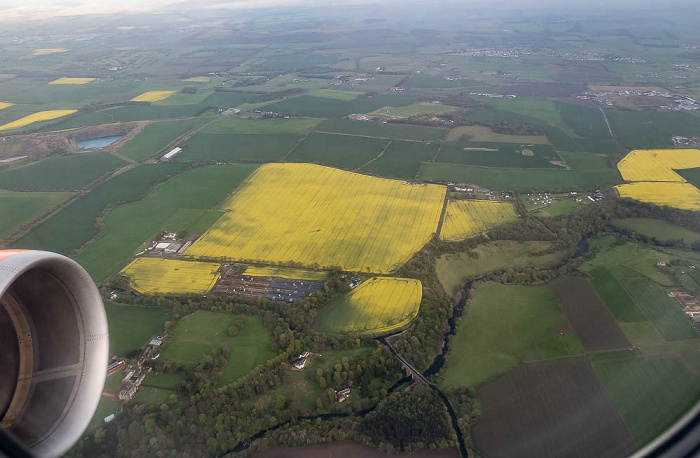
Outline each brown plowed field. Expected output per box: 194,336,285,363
472,356,636,458
551,277,631,351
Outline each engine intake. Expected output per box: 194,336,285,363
0,250,108,458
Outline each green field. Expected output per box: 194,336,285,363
201,116,321,135
583,240,698,341
262,94,418,118
582,238,679,286
159,208,223,234
200,91,254,109
436,241,567,296
48,104,210,130
16,162,189,254
314,119,445,142
615,267,697,341
361,140,439,179
104,372,123,392
589,267,646,323
407,75,491,89
136,373,184,405
72,163,258,283
555,102,612,146
118,119,208,161
0,153,125,191
446,125,550,144
612,218,700,245
0,192,72,238
307,89,360,101
607,110,700,150
136,386,176,405
591,351,700,447
520,194,591,217
87,397,122,432
484,97,576,137
619,322,666,347
160,311,275,385
420,151,621,191
535,332,584,359
142,373,182,390
441,282,570,388
436,141,559,169
104,301,169,357
370,103,456,118
181,133,302,162
679,167,700,189
287,132,389,170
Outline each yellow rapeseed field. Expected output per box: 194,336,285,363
185,163,446,273
131,91,177,102
49,77,95,85
243,266,328,282
616,182,700,211
615,149,700,210
0,110,77,131
121,258,220,294
441,200,519,241
0,102,13,110
315,277,422,335
617,149,700,182
184,77,211,83
32,48,67,56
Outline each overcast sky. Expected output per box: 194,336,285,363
0,0,693,20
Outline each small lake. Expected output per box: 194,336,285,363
76,135,123,149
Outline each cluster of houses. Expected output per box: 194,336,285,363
466,91,516,99
669,291,700,328
672,136,700,147
347,113,380,122
577,88,699,111
452,47,523,58
330,74,374,87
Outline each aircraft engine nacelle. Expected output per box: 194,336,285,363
0,250,108,458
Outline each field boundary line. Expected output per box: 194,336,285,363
143,119,212,162
313,130,431,143
280,130,311,161
599,107,614,139
431,142,443,163
435,192,450,240
612,266,660,334
1,161,139,248
355,139,392,171
69,164,199,257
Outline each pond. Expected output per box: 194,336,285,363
76,135,123,149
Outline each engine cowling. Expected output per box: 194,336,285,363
0,250,108,458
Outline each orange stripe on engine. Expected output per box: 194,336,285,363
0,250,27,262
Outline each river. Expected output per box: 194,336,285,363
229,282,477,457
